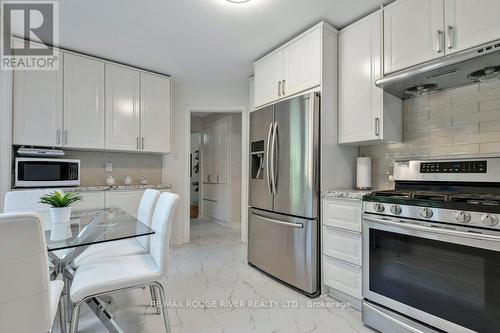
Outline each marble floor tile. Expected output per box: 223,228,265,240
56,219,375,333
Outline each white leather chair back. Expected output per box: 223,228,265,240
0,213,51,333
136,189,161,250
150,192,179,273
3,189,64,230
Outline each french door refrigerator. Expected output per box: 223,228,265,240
248,92,320,297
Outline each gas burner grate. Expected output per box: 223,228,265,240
449,194,500,206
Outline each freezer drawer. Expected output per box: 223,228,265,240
247,208,319,295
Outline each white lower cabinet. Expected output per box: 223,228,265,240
105,190,145,218
322,197,363,307
72,192,105,211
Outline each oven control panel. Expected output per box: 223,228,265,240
420,160,487,173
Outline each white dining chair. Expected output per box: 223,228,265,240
0,213,65,333
68,192,179,333
72,189,161,268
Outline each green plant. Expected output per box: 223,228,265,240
39,192,82,208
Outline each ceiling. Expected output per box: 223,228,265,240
11,0,391,83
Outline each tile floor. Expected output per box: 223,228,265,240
63,219,374,333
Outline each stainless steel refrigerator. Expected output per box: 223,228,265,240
248,92,320,297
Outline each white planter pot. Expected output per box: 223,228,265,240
50,207,72,241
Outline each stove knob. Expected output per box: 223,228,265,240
455,211,471,224
373,203,385,213
390,204,402,215
481,214,498,227
419,207,433,218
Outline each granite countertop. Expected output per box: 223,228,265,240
62,183,172,193
322,189,373,200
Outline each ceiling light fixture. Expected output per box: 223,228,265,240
226,0,250,3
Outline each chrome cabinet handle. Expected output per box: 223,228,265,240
252,212,303,229
136,137,139,150
266,122,273,195
64,130,68,145
278,81,282,97
375,117,380,136
447,25,454,50
141,137,144,150
217,174,219,183
56,129,61,145
207,175,211,183
436,30,443,53
270,121,278,195
281,79,286,96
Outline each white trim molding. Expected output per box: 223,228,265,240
184,105,248,244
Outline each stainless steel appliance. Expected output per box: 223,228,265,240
15,157,80,188
362,158,500,333
248,92,320,297
376,38,500,98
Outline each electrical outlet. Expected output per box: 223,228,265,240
105,163,113,172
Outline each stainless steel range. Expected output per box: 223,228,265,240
362,158,500,333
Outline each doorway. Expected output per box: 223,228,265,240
185,107,248,243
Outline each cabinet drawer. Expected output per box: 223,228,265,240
323,226,362,266
323,256,362,299
322,199,362,232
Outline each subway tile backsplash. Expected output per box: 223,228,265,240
64,150,163,187
359,80,500,190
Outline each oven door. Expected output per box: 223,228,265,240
363,214,500,333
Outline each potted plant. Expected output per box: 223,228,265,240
39,192,82,240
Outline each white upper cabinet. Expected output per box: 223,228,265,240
140,73,172,153
384,0,445,74
253,24,325,109
214,118,230,184
445,0,500,54
283,28,321,97
254,51,283,108
13,44,63,147
63,53,105,149
105,64,141,151
339,11,402,145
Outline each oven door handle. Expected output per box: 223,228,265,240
364,216,500,242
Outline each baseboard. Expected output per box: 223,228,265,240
170,237,184,246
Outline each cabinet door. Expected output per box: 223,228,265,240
105,64,140,151
72,192,105,211
140,73,171,153
13,46,63,147
339,12,382,144
445,0,500,54
283,28,321,97
63,53,105,149
384,0,445,73
254,51,283,108
214,118,230,184
202,125,215,183
105,190,144,218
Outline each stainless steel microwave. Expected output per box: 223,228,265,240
14,158,80,188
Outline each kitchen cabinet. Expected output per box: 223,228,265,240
72,192,105,211
140,73,172,153
339,11,402,144
63,53,105,149
282,28,321,97
253,25,323,109
384,0,445,74
322,197,363,308
202,118,230,184
445,0,500,54
13,42,63,147
384,0,500,74
105,64,141,151
105,190,144,218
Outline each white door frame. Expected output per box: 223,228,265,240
0,70,13,211
184,105,248,244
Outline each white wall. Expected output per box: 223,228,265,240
163,81,248,244
0,70,13,211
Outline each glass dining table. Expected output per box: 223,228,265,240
46,206,155,333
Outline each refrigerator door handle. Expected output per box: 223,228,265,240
271,121,278,195
252,212,304,229
266,122,274,195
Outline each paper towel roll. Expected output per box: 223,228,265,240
357,157,372,190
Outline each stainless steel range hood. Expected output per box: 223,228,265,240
376,39,500,99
